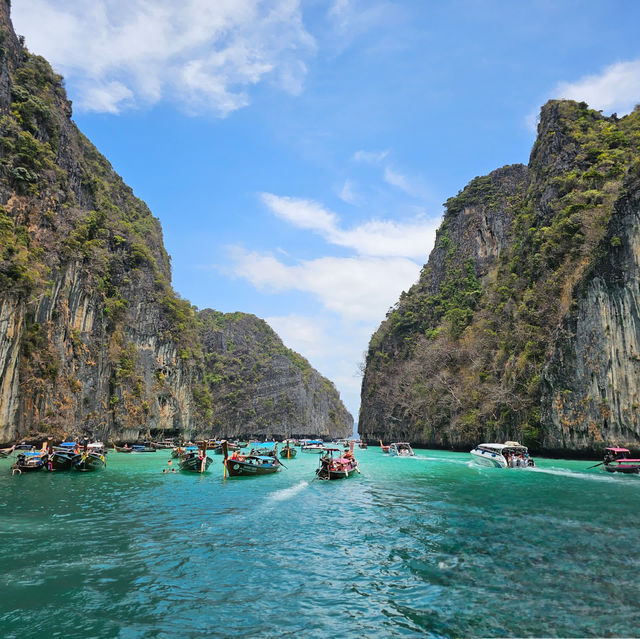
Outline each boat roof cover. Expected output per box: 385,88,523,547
606,447,630,452
478,443,528,451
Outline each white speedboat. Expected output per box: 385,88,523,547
470,442,533,468
389,442,414,457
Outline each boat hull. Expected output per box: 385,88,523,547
51,451,81,471
179,455,213,473
225,459,280,476
470,449,507,468
605,464,640,474
74,453,106,472
316,465,359,480
280,448,297,458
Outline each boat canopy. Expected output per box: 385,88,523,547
606,447,630,453
477,443,528,452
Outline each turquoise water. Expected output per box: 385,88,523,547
1,448,639,638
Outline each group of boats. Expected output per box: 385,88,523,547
1,441,107,474
162,438,361,479
4,435,639,477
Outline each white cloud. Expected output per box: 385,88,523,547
554,59,640,115
383,166,417,195
352,149,389,163
260,193,338,235
81,81,134,115
12,0,315,115
261,193,439,259
338,179,359,205
265,314,329,359
229,248,420,323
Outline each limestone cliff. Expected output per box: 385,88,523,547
0,2,352,443
360,100,640,454
198,310,353,440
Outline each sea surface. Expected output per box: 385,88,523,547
1,447,639,638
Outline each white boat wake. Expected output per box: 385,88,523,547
268,480,309,502
527,466,634,483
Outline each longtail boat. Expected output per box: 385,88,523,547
151,440,175,449
379,440,390,454
50,443,81,470
0,445,15,458
74,445,106,472
316,443,360,480
280,441,297,459
131,443,156,453
602,447,640,474
11,450,49,473
179,442,212,473
249,442,278,458
113,443,134,453
213,442,239,455
222,441,282,477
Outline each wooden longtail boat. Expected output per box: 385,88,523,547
0,445,16,458
603,447,640,474
316,443,360,480
151,440,175,449
74,449,106,472
179,442,212,473
131,444,156,453
249,443,278,458
11,451,49,473
113,443,134,453
50,443,81,470
280,442,297,459
379,440,390,454
222,441,282,477
213,442,239,455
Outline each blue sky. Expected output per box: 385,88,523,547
13,0,640,424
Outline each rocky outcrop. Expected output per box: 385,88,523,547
0,3,352,444
360,100,640,454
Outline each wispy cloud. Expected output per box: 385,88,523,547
230,249,420,323
260,193,439,259
338,179,359,205
13,0,315,115
352,149,389,163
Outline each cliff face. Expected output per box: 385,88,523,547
360,100,640,453
0,2,352,443
541,168,640,450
